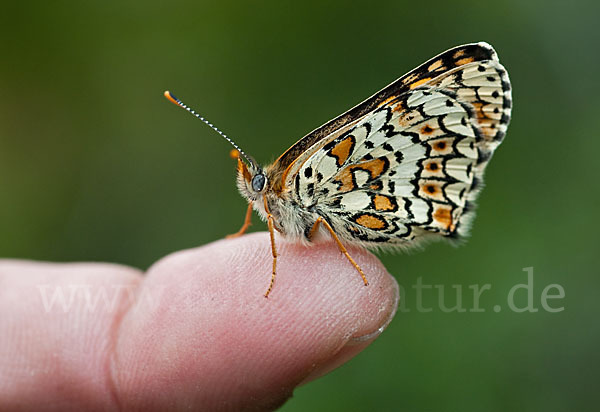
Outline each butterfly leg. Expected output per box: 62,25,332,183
263,197,278,298
310,216,369,286
226,202,253,239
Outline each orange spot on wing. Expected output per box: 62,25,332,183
409,78,432,89
470,102,497,139
427,59,444,72
433,206,454,231
355,214,386,230
402,72,420,86
335,157,389,193
430,139,452,155
373,194,395,211
471,101,487,121
424,159,443,176
456,57,475,66
420,181,445,201
391,100,406,113
421,124,434,134
453,49,466,59
336,169,356,192
330,136,355,167
361,158,387,178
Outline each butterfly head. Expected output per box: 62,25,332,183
232,149,267,201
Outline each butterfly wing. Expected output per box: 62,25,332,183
285,42,512,247
268,42,507,190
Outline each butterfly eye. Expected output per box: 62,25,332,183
251,174,266,192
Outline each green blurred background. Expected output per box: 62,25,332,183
1,0,598,410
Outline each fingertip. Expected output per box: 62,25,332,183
113,233,398,410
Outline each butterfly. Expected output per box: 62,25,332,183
165,42,512,297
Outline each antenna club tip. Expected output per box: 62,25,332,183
164,90,180,106
229,149,241,160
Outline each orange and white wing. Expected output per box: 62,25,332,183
288,42,512,247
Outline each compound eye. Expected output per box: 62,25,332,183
251,174,266,192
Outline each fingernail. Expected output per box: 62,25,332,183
350,277,399,344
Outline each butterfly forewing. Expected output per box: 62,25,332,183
281,42,511,248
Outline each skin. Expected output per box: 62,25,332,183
0,232,398,411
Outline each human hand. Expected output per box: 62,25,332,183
0,232,398,411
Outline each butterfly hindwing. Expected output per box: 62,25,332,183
288,42,511,248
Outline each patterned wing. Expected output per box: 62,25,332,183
292,42,512,247
267,42,504,193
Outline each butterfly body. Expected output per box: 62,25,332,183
236,165,318,243
166,41,512,297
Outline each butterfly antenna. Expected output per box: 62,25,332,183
163,91,256,167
